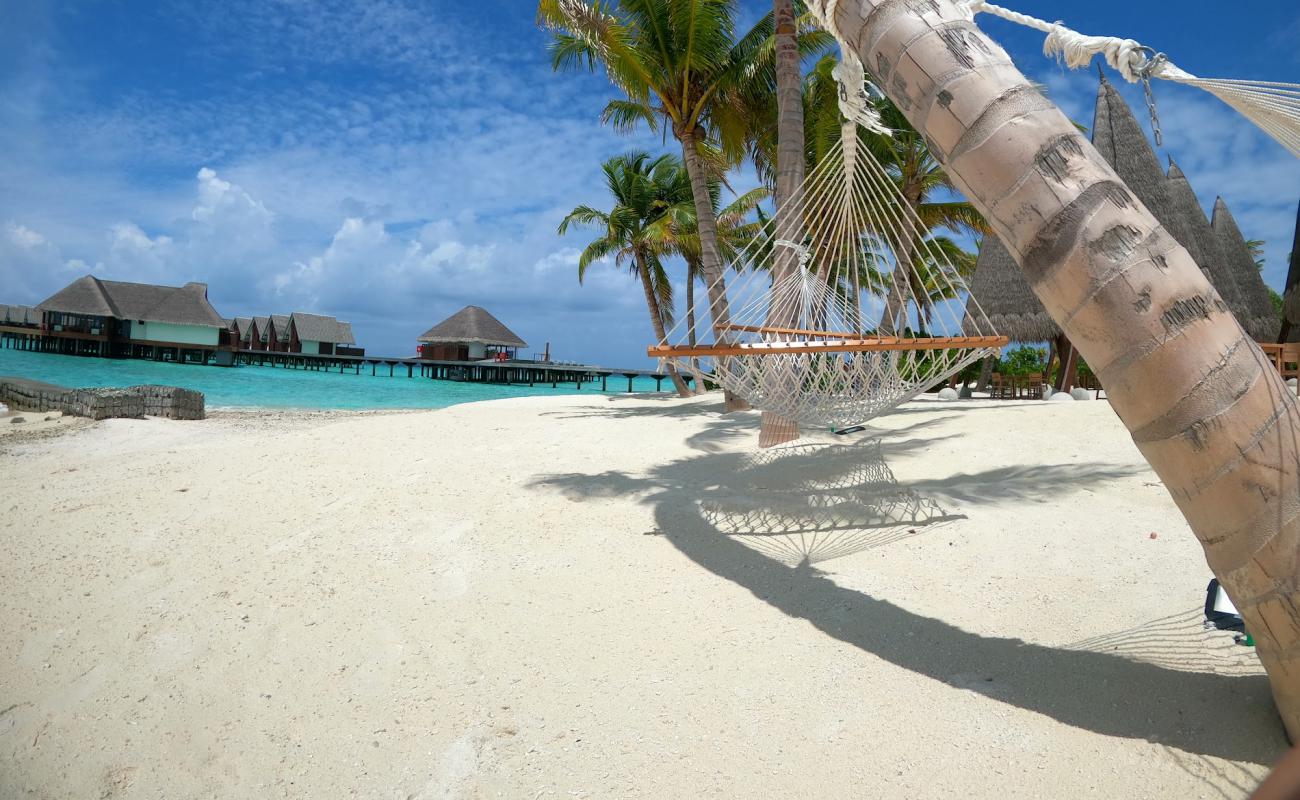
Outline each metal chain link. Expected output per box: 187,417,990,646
1137,47,1169,146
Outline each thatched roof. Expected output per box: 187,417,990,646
289,312,355,344
38,275,224,327
253,316,271,342
0,304,39,325
962,235,1059,342
1092,78,1213,271
418,305,527,347
1165,160,1245,312
1284,200,1300,339
233,317,254,339
270,314,292,342
1093,78,1279,341
1211,197,1281,341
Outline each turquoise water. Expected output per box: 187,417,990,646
0,348,667,410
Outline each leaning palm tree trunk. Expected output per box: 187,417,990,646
679,130,748,410
760,0,808,446
877,185,924,336
877,235,917,336
685,260,707,393
830,0,1300,737
636,255,690,397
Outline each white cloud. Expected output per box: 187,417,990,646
6,221,46,248
0,220,68,300
192,166,272,227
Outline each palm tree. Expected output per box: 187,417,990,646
538,0,788,410
758,0,809,444
1246,238,1266,271
558,151,693,396
652,172,769,389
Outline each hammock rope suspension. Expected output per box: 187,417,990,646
652,71,1007,428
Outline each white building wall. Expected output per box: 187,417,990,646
301,340,323,355
467,342,487,360
130,321,220,346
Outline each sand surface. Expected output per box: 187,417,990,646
0,393,1286,798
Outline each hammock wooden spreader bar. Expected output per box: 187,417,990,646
649,335,1009,358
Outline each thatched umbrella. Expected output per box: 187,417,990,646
1092,77,1211,272
1211,197,1281,341
962,234,1062,389
1166,160,1245,313
1092,75,1277,341
963,234,1059,343
1282,200,1300,343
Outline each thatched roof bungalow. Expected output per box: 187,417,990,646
1092,76,1213,273
232,316,256,346
1093,76,1280,341
37,275,225,345
1164,160,1246,313
288,312,356,356
269,314,292,352
417,305,527,361
251,316,271,350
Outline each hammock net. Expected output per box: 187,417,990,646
651,111,1006,430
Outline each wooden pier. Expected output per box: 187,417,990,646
0,325,681,393
232,350,684,392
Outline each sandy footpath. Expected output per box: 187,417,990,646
0,393,1286,798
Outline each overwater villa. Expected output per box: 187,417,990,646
417,305,527,361
283,312,358,356
0,275,365,363
239,312,359,355
250,316,272,351
8,274,230,362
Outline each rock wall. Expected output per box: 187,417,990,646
0,378,205,420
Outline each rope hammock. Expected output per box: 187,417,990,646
650,110,1007,429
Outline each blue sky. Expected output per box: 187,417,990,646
3,0,1297,367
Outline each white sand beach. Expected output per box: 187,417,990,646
0,394,1287,798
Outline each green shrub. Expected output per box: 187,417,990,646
997,345,1046,376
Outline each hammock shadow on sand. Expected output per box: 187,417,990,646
1065,608,1265,678
528,422,1282,764
699,441,965,567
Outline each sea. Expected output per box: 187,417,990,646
0,349,667,411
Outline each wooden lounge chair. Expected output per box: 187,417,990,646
1283,344,1299,395
989,372,1013,399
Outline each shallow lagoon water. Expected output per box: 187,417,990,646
0,348,666,410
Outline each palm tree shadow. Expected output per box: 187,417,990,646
529,429,1284,764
